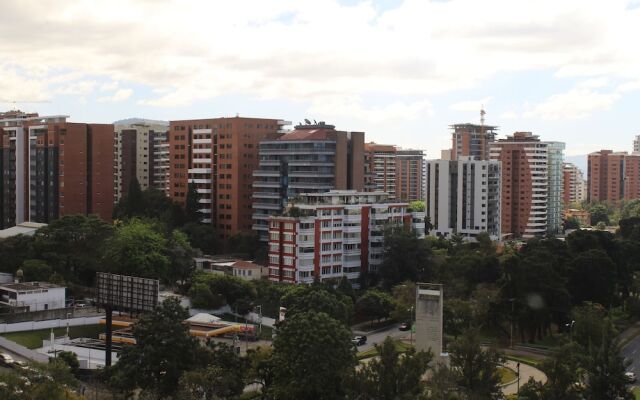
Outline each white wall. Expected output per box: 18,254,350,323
0,315,103,334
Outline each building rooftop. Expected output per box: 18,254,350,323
277,128,336,141
0,281,64,291
232,260,263,270
0,222,47,239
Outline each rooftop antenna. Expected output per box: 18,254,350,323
304,118,311,125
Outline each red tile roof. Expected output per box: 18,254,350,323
277,128,335,141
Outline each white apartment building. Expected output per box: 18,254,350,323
563,163,587,205
114,123,169,201
426,157,501,241
267,191,425,286
0,282,66,312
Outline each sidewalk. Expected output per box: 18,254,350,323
0,336,49,363
501,360,547,396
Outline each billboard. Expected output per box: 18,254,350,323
96,272,159,313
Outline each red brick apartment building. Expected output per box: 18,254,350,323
588,150,640,203
168,116,289,238
0,111,114,228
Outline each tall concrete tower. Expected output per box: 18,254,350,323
415,283,444,358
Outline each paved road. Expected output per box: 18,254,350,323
355,323,410,353
621,326,640,389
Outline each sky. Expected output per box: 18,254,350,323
2,0,640,168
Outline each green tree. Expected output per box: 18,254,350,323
589,204,610,226
108,298,200,398
246,346,276,395
379,225,433,288
572,302,607,349
102,219,170,280
348,336,432,400
562,216,581,231
34,214,114,286
188,282,224,309
281,286,353,325
57,350,80,374
20,259,52,282
390,282,416,323
533,343,585,400
271,311,356,400
355,289,394,322
182,222,219,254
185,183,202,223
583,321,633,400
449,329,504,400
568,249,617,307
178,343,246,399
0,234,35,273
408,200,425,212
167,229,196,285
192,273,257,314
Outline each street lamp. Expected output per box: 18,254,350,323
407,306,415,345
508,298,516,348
566,320,576,342
255,305,263,336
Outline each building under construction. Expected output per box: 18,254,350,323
450,111,498,161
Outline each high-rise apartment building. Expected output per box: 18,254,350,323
562,163,586,206
0,112,114,229
168,116,288,238
489,132,564,238
624,153,640,200
364,143,397,198
634,135,640,153
396,149,426,202
114,122,169,201
451,123,498,161
587,150,626,203
425,157,501,241
364,143,426,202
266,190,425,285
252,122,364,239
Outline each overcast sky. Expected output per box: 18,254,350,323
2,0,640,162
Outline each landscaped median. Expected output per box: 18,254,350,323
356,339,412,360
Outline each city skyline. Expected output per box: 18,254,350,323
2,0,640,162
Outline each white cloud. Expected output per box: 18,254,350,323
99,81,119,92
450,97,493,112
98,88,133,102
524,88,620,120
0,0,638,111
308,96,434,125
500,111,518,120
55,80,96,95
616,80,640,93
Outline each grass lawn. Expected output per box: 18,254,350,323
634,387,640,400
505,354,541,367
1,324,104,349
357,340,413,360
497,366,517,385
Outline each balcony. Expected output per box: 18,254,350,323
190,178,212,184
196,188,212,194
193,138,210,144
188,168,212,174
253,170,280,177
198,198,212,204
253,181,280,188
253,203,281,210
253,192,281,199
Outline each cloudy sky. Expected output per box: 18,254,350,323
2,0,640,165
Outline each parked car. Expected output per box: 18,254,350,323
625,371,637,383
352,336,367,346
399,322,411,331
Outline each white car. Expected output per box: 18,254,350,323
625,371,637,383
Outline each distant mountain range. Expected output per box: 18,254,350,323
113,117,168,126
565,154,587,175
